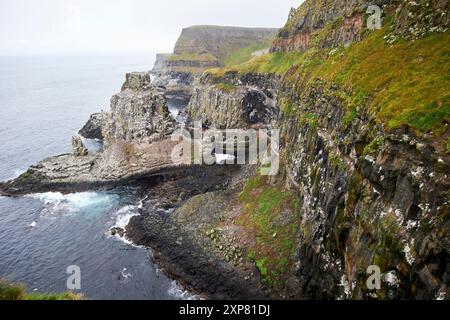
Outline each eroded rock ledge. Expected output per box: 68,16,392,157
0,72,181,196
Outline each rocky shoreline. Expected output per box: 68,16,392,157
126,166,270,300
1,0,449,300
0,59,276,300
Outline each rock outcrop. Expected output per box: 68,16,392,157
187,72,280,129
79,112,108,140
0,73,183,196
103,72,175,144
2,0,448,301
71,136,89,156
271,0,449,52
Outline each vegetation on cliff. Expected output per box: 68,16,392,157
159,25,279,74
236,175,301,290
198,1,449,299
0,279,83,300
208,25,450,136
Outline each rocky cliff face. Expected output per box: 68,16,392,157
187,72,279,129
2,0,448,301
79,112,108,140
174,26,279,63
176,0,449,300
104,72,175,144
271,0,449,52
277,80,449,299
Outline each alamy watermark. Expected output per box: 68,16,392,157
66,265,81,290
170,122,280,176
367,5,382,30
366,265,382,290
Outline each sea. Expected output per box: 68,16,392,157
0,53,192,300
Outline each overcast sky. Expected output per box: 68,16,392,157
0,0,303,55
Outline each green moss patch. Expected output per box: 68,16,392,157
209,26,450,135
223,40,273,67
215,82,237,92
237,175,300,289
167,53,217,62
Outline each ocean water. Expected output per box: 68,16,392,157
0,54,188,300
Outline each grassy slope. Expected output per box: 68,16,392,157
223,39,274,67
236,175,300,288
207,24,449,292
0,279,83,300
167,52,218,62
208,27,450,135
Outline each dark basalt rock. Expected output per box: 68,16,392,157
79,112,108,140
127,167,268,300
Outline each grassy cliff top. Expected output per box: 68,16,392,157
166,53,218,62
207,25,450,136
173,25,279,66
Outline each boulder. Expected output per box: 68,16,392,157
71,136,88,157
79,112,108,140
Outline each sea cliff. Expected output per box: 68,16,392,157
1,1,448,300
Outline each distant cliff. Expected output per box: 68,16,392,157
153,25,279,74
174,25,278,63
2,0,449,301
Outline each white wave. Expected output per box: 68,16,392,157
108,205,141,246
168,281,199,300
28,191,118,216
114,205,140,229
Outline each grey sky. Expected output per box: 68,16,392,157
0,0,303,55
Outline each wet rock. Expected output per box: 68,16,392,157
127,185,267,300
110,227,125,237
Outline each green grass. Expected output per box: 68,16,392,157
236,52,306,75
167,53,218,62
313,29,450,134
223,40,273,67
0,279,83,300
209,27,450,135
281,99,295,117
237,175,300,289
215,82,237,92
